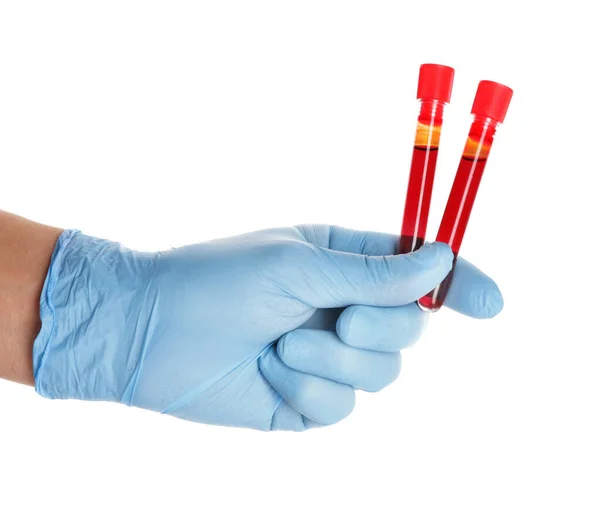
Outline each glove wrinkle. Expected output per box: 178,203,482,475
269,396,285,431
120,291,161,406
161,343,272,415
33,229,80,394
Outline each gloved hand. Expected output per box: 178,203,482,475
33,225,502,431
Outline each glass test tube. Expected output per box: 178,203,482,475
398,64,455,254
418,80,513,312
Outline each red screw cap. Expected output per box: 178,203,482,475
471,80,513,123
417,64,455,103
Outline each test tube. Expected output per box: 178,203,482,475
418,80,513,312
398,64,455,254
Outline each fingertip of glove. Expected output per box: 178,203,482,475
467,282,504,319
482,283,504,318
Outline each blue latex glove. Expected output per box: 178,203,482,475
33,225,502,431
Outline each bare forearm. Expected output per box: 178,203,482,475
0,211,62,385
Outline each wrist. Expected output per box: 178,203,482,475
0,211,62,386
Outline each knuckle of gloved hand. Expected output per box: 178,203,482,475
296,381,355,425
388,305,427,350
361,352,402,392
339,306,421,352
406,242,453,272
294,380,326,415
259,239,310,268
400,317,426,349
333,347,358,378
364,255,394,284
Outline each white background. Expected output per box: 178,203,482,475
1,1,598,520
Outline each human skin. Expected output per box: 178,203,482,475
0,210,62,385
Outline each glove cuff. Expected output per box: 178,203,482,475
33,230,159,403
